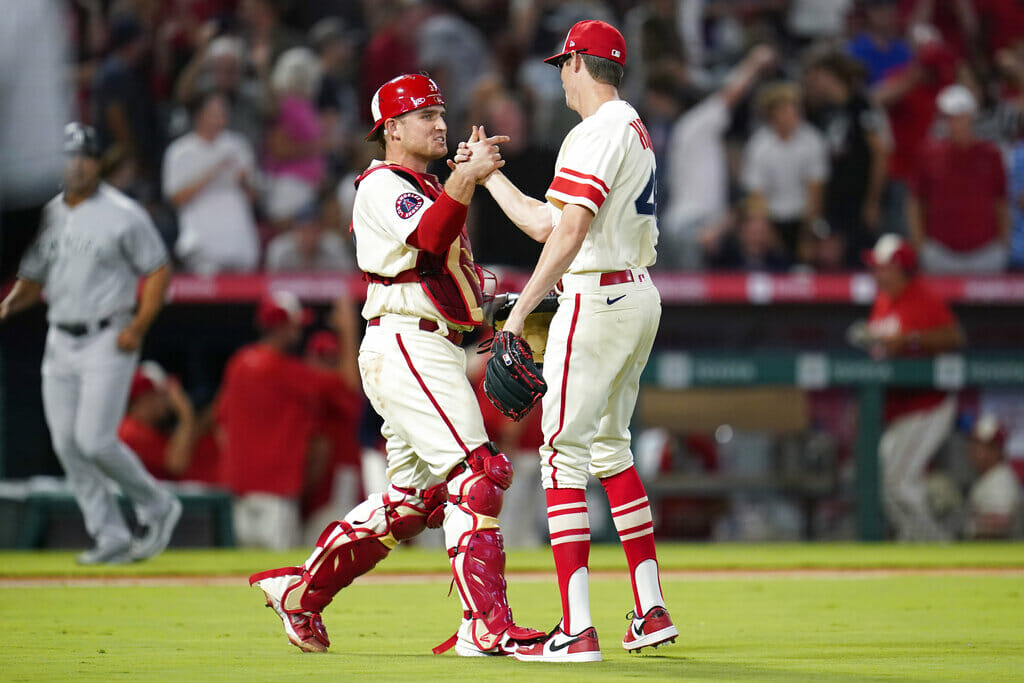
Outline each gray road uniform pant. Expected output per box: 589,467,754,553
41,318,174,548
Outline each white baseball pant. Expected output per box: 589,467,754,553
358,314,488,489
878,395,957,541
539,269,661,489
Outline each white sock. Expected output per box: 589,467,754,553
566,567,593,633
634,559,665,615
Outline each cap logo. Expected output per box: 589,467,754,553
411,97,426,106
611,49,621,57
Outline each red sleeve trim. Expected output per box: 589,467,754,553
548,176,607,210
406,191,468,255
559,167,610,194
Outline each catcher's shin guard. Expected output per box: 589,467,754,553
434,443,545,655
250,483,447,615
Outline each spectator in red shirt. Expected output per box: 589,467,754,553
860,234,965,540
909,84,1010,273
874,24,956,236
119,361,222,485
217,291,360,550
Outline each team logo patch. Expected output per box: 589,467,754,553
395,192,424,219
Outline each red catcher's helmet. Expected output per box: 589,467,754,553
365,73,445,141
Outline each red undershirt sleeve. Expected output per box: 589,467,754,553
405,191,468,255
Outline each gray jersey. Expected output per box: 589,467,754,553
18,183,168,323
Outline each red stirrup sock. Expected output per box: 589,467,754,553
545,487,592,634
601,467,664,614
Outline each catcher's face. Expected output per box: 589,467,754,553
390,105,448,162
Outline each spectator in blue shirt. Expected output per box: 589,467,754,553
847,0,911,85
1009,141,1024,269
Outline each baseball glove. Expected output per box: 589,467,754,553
485,292,559,363
483,330,547,421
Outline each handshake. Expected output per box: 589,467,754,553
446,125,509,184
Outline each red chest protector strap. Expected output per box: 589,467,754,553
355,164,484,328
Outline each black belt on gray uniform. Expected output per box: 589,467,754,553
55,316,113,337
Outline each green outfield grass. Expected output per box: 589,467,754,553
2,543,1023,681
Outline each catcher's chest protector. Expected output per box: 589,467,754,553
357,164,485,327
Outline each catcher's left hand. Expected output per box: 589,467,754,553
484,292,558,364
483,330,547,421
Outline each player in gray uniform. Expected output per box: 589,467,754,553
0,123,181,564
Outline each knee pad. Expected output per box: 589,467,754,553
448,443,512,518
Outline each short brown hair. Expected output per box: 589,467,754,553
580,53,623,88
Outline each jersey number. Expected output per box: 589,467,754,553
634,171,656,216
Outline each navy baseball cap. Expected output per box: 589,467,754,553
63,122,102,158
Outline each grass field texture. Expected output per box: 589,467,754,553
2,543,1023,682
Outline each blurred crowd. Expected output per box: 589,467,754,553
60,0,1024,275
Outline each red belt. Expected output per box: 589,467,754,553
556,269,634,292
368,317,463,346
599,269,634,286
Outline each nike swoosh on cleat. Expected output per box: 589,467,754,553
633,622,645,636
549,637,583,652
606,295,626,305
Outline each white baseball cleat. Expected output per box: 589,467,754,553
622,606,678,652
130,496,182,561
250,572,330,653
513,621,602,662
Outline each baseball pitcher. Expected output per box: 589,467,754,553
462,20,678,662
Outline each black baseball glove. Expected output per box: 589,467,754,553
483,330,547,421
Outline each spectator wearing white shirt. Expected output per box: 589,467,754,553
965,414,1023,539
743,82,830,265
660,45,776,270
163,91,261,274
265,203,353,273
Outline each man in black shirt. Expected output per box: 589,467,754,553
804,49,891,268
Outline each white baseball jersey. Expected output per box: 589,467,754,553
352,161,488,487
352,161,463,328
967,463,1023,537
19,183,168,323
546,100,658,273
